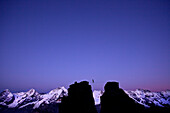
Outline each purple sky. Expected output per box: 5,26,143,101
0,0,170,92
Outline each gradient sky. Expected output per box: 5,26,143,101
0,0,170,92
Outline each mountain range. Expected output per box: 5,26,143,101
0,87,170,110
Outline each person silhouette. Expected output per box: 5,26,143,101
92,79,94,83
100,81,144,113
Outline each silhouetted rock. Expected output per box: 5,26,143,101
60,81,97,113
100,81,144,113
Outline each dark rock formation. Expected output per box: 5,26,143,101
100,81,144,113
60,81,97,113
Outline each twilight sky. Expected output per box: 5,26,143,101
0,0,170,92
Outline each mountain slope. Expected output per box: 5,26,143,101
0,89,14,106
0,87,68,109
126,89,170,108
0,88,170,110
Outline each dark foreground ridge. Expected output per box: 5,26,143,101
0,81,170,113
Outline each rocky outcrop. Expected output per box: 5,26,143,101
100,81,144,113
60,81,97,113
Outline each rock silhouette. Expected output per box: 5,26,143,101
60,81,97,113
100,81,144,113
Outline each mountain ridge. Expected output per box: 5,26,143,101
0,87,170,110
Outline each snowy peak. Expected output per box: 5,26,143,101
0,89,12,98
0,89,11,94
47,87,68,100
0,88,170,109
160,90,170,98
49,87,66,95
7,89,40,108
127,89,170,107
0,89,14,106
26,88,37,96
0,87,68,109
33,87,68,109
48,87,68,100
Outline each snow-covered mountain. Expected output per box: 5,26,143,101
0,87,68,109
0,89,14,106
126,89,170,108
0,88,170,109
